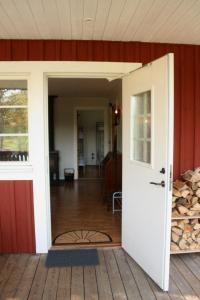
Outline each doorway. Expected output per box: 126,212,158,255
45,56,173,291
48,77,123,247
77,109,105,179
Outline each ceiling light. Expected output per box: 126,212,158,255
84,18,93,22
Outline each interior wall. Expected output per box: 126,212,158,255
54,97,109,179
78,110,104,165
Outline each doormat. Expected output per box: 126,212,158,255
46,249,99,267
53,230,112,245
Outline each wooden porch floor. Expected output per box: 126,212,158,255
1,249,200,300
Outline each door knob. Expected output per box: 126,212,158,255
150,180,165,187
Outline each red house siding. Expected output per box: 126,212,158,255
0,181,35,253
0,40,199,253
0,39,198,178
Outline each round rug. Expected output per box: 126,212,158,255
53,230,112,245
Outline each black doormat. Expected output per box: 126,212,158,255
45,249,99,267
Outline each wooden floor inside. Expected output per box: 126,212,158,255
1,249,200,299
51,179,121,246
79,165,101,179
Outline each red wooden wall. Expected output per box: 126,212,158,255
0,39,198,178
0,181,35,253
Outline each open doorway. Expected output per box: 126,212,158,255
77,109,105,179
48,77,122,247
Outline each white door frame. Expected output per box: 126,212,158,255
74,106,109,179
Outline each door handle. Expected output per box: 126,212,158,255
150,180,165,187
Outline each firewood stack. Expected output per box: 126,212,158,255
171,219,200,251
171,167,200,252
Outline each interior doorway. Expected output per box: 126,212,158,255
77,109,105,179
48,77,123,247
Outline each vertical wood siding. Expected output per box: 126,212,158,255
0,39,197,178
0,181,35,253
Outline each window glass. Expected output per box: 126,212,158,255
0,81,29,162
131,90,151,164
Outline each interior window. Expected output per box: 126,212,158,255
0,80,29,162
131,90,151,164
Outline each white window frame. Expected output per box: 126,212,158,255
0,75,31,167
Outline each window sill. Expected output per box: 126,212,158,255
0,164,33,180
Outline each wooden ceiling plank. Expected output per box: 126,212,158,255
121,0,155,41
12,0,41,39
102,0,127,40
0,0,23,38
112,0,140,41
153,0,197,43
42,0,63,39
143,0,182,42
92,0,112,40
133,0,172,41
56,0,71,40
82,0,98,40
27,0,51,39
70,0,84,40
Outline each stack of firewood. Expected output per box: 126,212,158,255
171,167,200,251
172,168,200,217
171,219,200,251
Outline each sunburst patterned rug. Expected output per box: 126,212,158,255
53,230,112,245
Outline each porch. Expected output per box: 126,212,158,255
0,248,200,300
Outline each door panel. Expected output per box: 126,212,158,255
122,54,174,290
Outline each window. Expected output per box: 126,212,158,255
0,80,29,162
131,90,151,164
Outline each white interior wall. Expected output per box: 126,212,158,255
54,97,109,179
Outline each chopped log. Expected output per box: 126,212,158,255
173,188,182,198
179,239,188,250
171,232,179,243
172,209,180,218
172,227,182,236
194,223,200,230
191,203,200,211
184,224,193,233
171,242,180,251
177,205,189,215
195,189,200,198
177,221,184,230
191,196,198,205
171,221,178,227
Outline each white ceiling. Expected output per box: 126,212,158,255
0,0,200,45
48,78,121,98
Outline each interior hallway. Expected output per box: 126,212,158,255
51,179,121,246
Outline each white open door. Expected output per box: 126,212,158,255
122,54,174,291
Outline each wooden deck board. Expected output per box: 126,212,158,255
95,250,113,300
104,249,127,300
0,251,200,300
113,248,142,300
170,260,200,300
14,255,40,299
28,254,48,300
56,268,71,300
84,266,98,300
1,254,29,299
126,254,156,300
71,266,84,300
172,255,200,298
